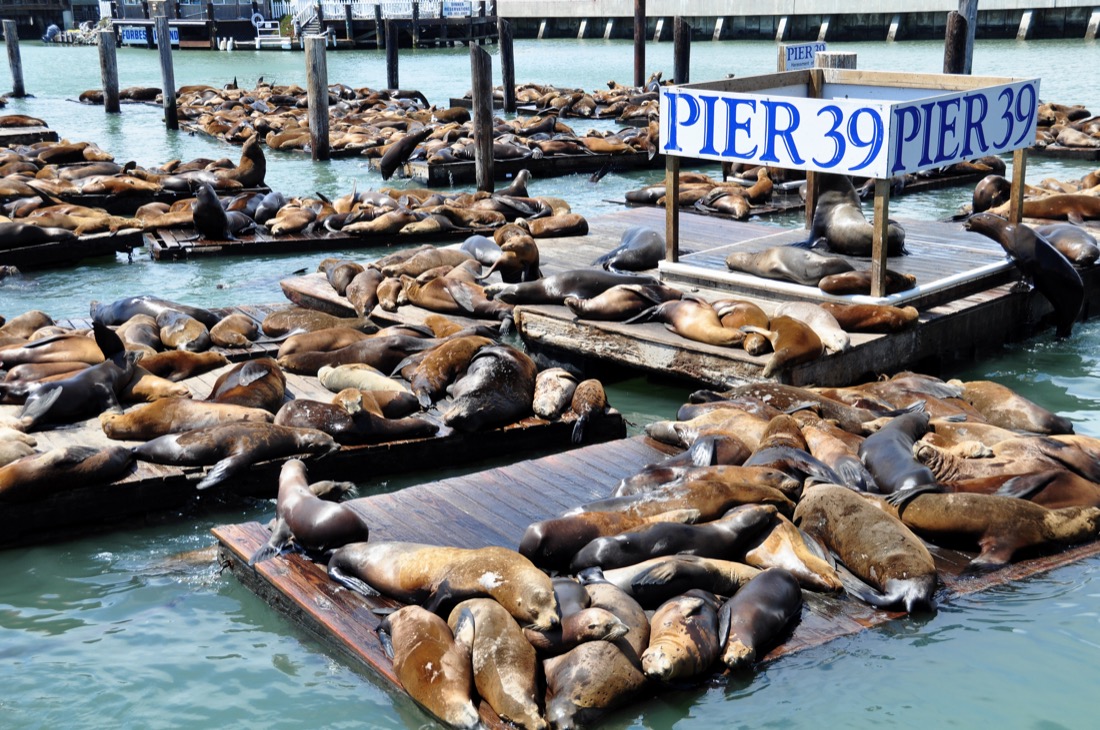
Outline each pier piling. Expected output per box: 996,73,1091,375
944,11,968,74
3,20,25,98
154,15,178,130
470,43,494,193
633,0,645,87
385,20,398,89
305,35,330,161
98,29,120,114
498,18,516,113
673,17,691,84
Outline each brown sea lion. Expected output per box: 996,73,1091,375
819,301,920,333
116,314,162,353
742,315,824,378
442,345,536,432
817,268,917,295
326,541,560,630
378,605,479,730
725,246,855,287
793,485,937,613
405,335,494,408
91,296,220,329
260,308,379,337
772,302,850,354
206,358,285,413
987,193,1100,221
742,513,842,592
345,268,385,317
273,398,437,445
569,474,796,522
277,334,439,376
597,555,760,609
276,327,373,358
627,299,744,347
0,445,134,502
209,313,259,348
0,310,53,339
955,379,1073,434
564,283,683,322
485,269,658,305
331,387,421,419
642,589,722,682
809,173,906,256
0,334,106,366
718,567,803,670
136,350,228,381
570,378,609,444
100,397,273,440
1034,223,1100,267
156,310,211,352
119,366,191,403
532,368,578,420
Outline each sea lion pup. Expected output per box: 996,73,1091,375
808,173,906,256
332,386,421,419
953,379,1074,434
771,302,850,354
542,579,649,730
569,378,610,444
570,503,777,572
274,398,438,445
485,269,659,304
872,491,1100,570
592,555,760,609
402,335,494,408
1034,223,1100,267
326,541,560,630
532,368,578,419
260,307,379,337
742,315,824,378
626,299,745,347
794,485,937,613
724,246,855,287
442,345,537,432
132,422,339,490
136,350,228,381
965,212,1083,338
378,605,480,730
248,459,368,566
446,600,549,730
209,313,259,348
155,309,211,352
592,226,665,273
100,397,273,440
641,589,722,682
318,363,409,394
819,301,920,333
0,445,134,502
564,283,683,322
206,358,285,413
718,568,803,670
90,295,220,329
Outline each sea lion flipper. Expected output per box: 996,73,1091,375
994,472,1059,501
328,565,380,597
93,320,126,360
377,623,396,660
18,386,63,426
622,304,661,325
835,562,894,608
717,599,732,651
422,579,455,616
236,361,268,387
968,537,1014,572
688,436,718,467
248,517,292,567
196,453,248,490
451,606,475,651
571,414,589,445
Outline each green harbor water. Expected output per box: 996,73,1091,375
1,36,1099,729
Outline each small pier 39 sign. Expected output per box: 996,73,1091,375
660,76,1040,179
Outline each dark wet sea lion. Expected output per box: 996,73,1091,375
132,422,339,490
206,358,286,413
91,296,220,329
965,212,1083,338
742,315,824,378
0,445,134,501
447,600,548,730
971,174,1012,213
136,350,228,381
592,226,664,273
725,246,854,287
378,605,479,729
327,541,560,630
273,398,437,445
100,397,273,440
564,283,683,322
485,269,658,304
0,222,75,249
191,182,233,241
642,589,722,682
277,334,439,376
809,173,906,256
379,127,433,180
718,568,803,670
858,409,939,502
597,555,760,609
345,268,385,317
794,485,937,613
819,302,920,333
442,345,536,432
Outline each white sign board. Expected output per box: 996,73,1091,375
779,42,826,72
660,77,1039,179
443,0,471,16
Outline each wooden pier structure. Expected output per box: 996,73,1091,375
371,148,664,186
214,434,1100,730
0,229,144,270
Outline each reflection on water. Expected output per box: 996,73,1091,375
0,36,1099,730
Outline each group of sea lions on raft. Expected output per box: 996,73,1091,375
461,73,668,126
238,367,1100,730
0,290,615,498
1032,100,1100,152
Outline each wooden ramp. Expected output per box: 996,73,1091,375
0,360,624,548
213,435,1100,730
0,229,144,270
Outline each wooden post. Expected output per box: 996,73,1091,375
1009,149,1027,226
375,3,383,49
633,0,645,88
207,2,217,50
665,154,680,262
305,35,330,161
943,11,968,74
344,3,353,42
672,17,690,85
412,1,420,48
804,68,825,231
497,18,515,113
814,51,856,69
385,20,398,89
155,15,178,130
98,29,120,114
470,43,494,193
871,179,890,298
3,20,25,99
959,0,977,74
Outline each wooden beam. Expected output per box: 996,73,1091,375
470,43,494,193
871,178,890,298
3,20,25,98
98,29,121,114
672,17,690,85
305,35,330,161
1009,148,1027,226
633,0,645,88
664,154,679,262
497,18,515,113
155,15,178,130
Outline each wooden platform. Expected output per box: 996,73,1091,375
0,126,60,146
381,150,664,186
55,185,270,217
0,229,144,270
1029,144,1100,161
213,434,1100,730
0,359,624,548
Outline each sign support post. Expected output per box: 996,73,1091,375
665,154,680,262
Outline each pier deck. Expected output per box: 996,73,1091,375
214,434,1100,730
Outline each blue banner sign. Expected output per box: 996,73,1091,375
660,76,1039,179
119,26,180,46
780,42,826,71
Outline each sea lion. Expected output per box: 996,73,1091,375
447,600,548,730
91,296,220,329
345,268,385,317
273,398,438,445
742,315,824,378
817,268,917,295
332,387,421,420
570,378,609,444
965,212,1084,338
793,485,937,613
0,310,53,339
318,258,365,297
742,514,843,592
771,302,850,354
1034,223,1100,267
592,226,664,273
248,459,369,565
277,334,438,376
955,379,1074,434
809,173,907,256
0,433,36,468
570,503,777,572
136,350,228,381
874,491,1100,570
819,302,920,333
971,174,1012,213
627,299,744,347
116,314,162,353
712,299,770,355
725,246,855,287
378,605,480,730
0,445,134,501
988,193,1100,221
858,409,939,503
532,368,578,420
209,313,259,347
442,345,537,432
379,127,433,180
206,358,285,413
100,397,273,440
260,308,379,337
318,363,408,394
155,309,211,352
326,541,560,630
596,555,760,609
459,234,502,267
190,182,233,241
405,336,493,408
380,248,473,279
718,568,803,670
569,473,796,522
276,327,373,359
0,222,75,248
119,366,191,403
485,269,658,305
564,283,683,322
520,213,589,238
642,589,722,682
132,422,339,490
0,334,106,366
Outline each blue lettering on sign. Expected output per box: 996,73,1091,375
759,101,804,165
662,92,700,152
932,97,961,164
721,97,757,159
961,93,989,158
891,106,922,174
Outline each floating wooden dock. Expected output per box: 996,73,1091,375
378,150,663,186
0,126,60,146
0,356,624,547
213,434,1100,730
1029,144,1100,161
0,229,144,270
54,185,270,217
